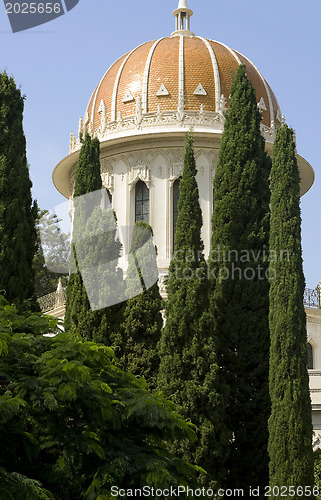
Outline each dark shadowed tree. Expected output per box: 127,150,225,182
0,71,37,310
157,132,226,488
209,64,271,491
121,221,163,387
268,124,314,498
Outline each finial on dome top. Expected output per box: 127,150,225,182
177,0,190,9
171,0,195,37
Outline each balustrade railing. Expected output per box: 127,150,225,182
304,286,320,309
37,285,321,312
38,289,66,313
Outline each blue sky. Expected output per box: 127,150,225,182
0,0,319,287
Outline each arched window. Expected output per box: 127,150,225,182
135,180,149,223
173,178,180,245
307,343,313,370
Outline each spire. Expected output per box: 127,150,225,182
171,0,195,37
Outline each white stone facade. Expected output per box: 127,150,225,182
98,139,218,273
306,304,321,447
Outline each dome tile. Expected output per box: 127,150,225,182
91,52,130,129
116,40,155,119
147,37,180,113
184,36,215,112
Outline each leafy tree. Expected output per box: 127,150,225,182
0,71,37,310
33,209,69,298
209,64,271,491
268,124,314,497
0,295,202,499
157,132,224,488
65,133,124,347
121,221,163,387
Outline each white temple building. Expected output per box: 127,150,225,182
45,0,321,447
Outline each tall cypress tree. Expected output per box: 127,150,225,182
0,71,37,309
64,132,101,332
121,221,163,387
157,132,226,486
209,65,271,490
65,133,124,347
268,124,314,496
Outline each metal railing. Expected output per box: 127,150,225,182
38,289,66,313
304,286,320,309
37,285,320,313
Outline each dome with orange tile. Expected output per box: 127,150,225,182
84,31,282,134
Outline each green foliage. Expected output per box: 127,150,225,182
0,71,37,310
314,453,321,500
268,124,314,496
73,133,102,198
210,65,271,490
0,296,201,499
157,132,222,488
121,221,163,387
0,468,55,500
65,133,102,332
65,134,124,346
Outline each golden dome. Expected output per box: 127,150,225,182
84,35,281,133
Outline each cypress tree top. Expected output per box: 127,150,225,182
212,64,270,253
73,133,102,198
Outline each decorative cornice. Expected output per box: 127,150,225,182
100,158,114,191
169,161,183,186
69,108,278,155
128,165,151,190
